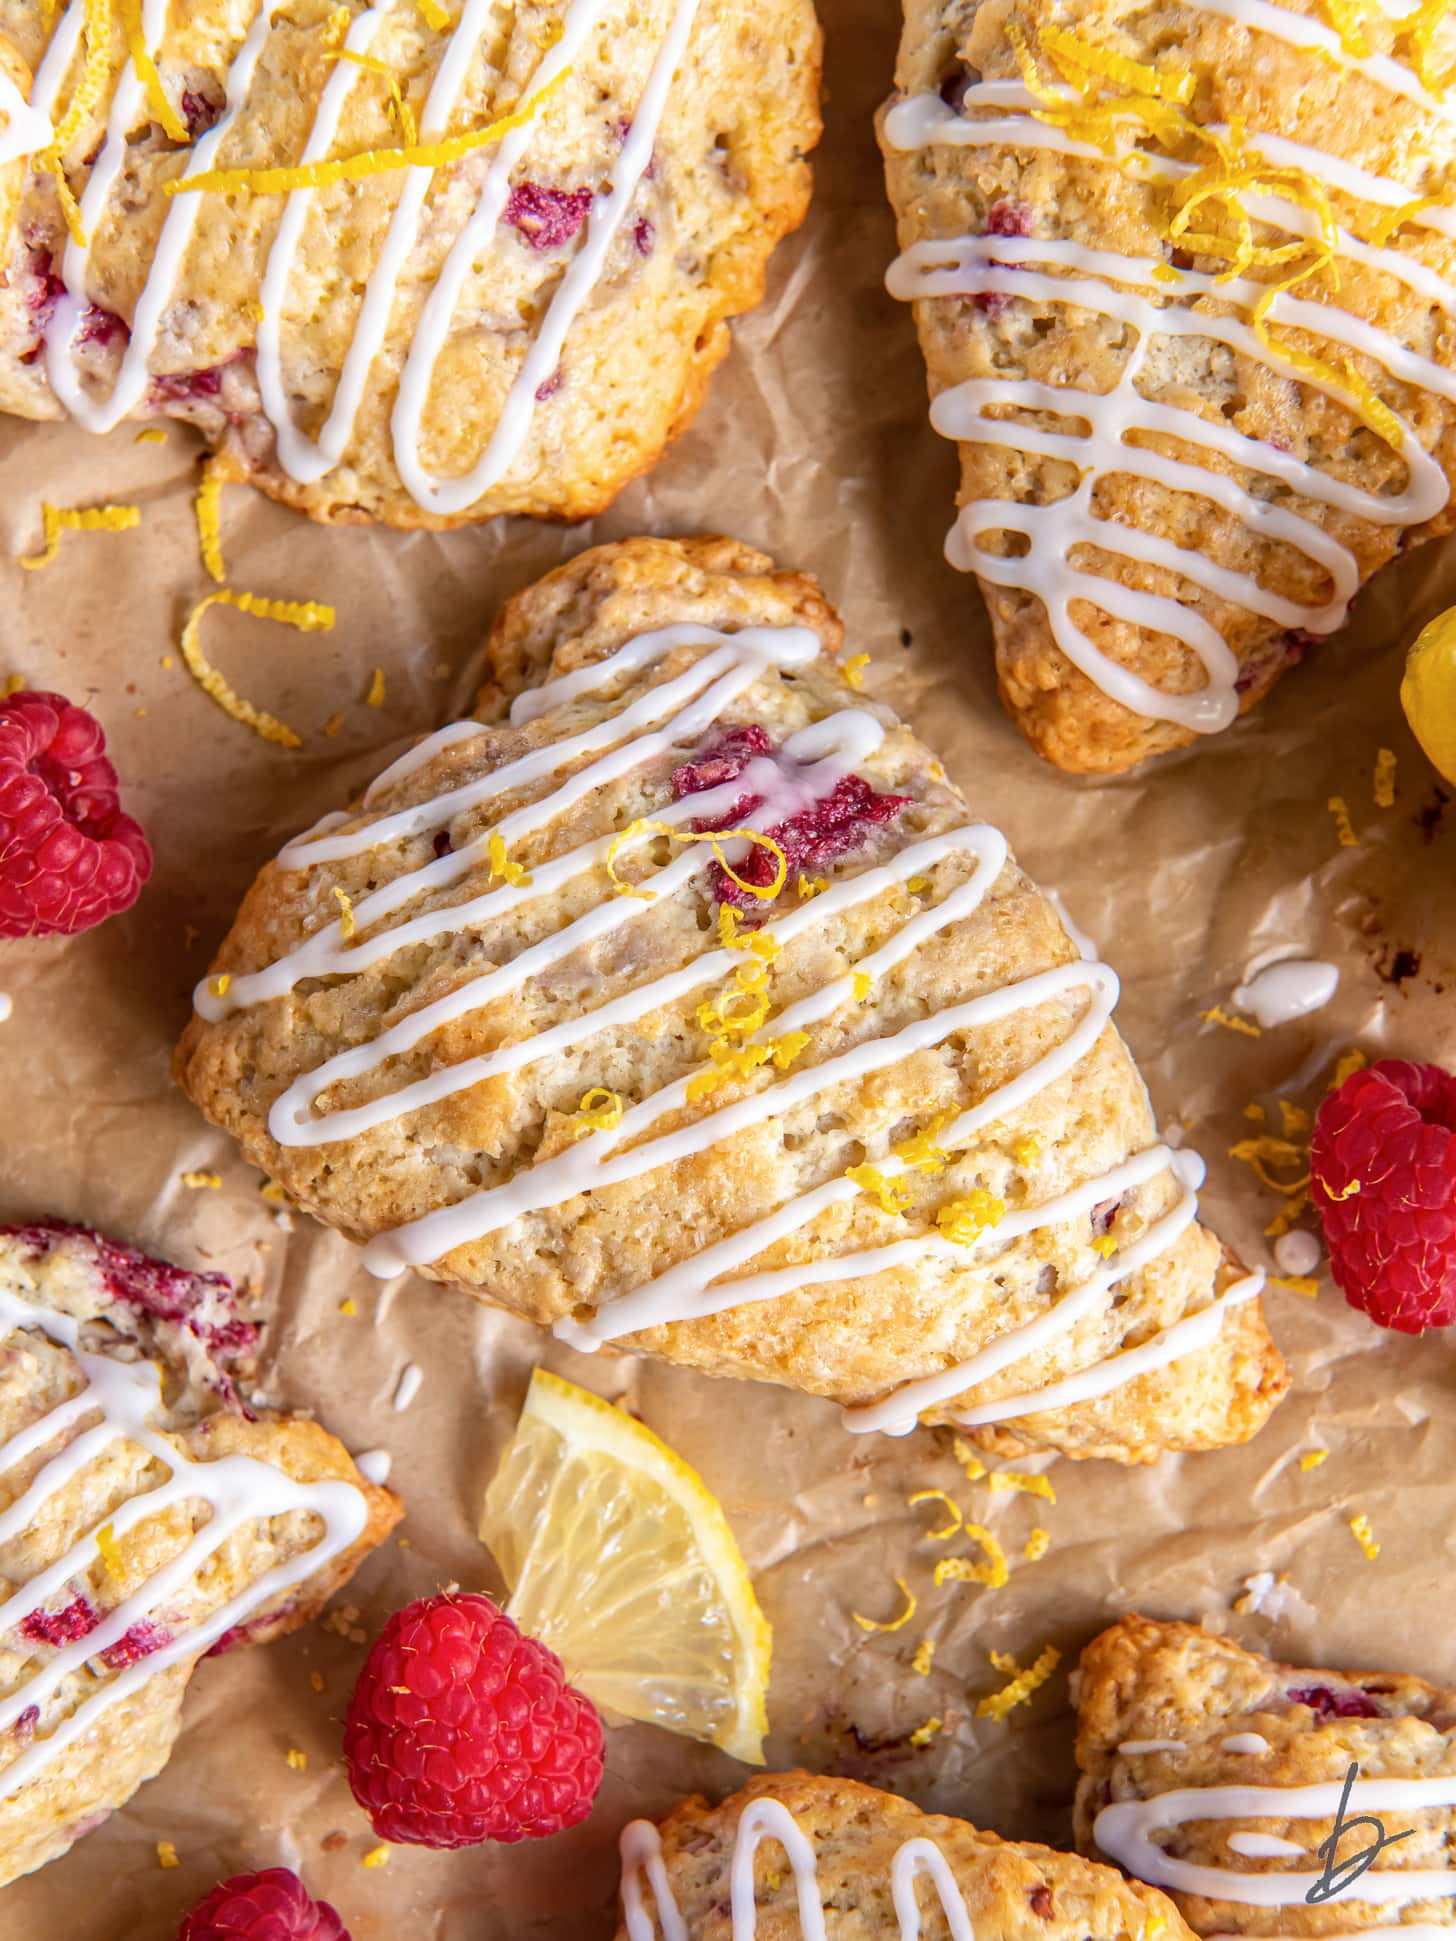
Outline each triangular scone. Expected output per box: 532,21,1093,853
0,0,818,525
880,0,1456,774
175,534,1287,1462
614,1769,1196,1940
1076,1617,1456,1935
0,1220,399,1887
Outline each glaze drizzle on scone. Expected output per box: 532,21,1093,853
615,1769,1194,1941
880,0,1456,770
1076,1616,1456,1936
0,1221,397,1886
176,536,1287,1461
0,0,819,523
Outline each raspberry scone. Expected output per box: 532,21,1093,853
175,535,1286,1460
0,1219,400,1887
0,0,819,525
614,1769,1195,1940
880,1,1456,774
1076,1616,1456,1937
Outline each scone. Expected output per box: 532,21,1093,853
880,0,1456,773
0,1217,400,1887
0,0,819,525
1076,1615,1456,1935
614,1769,1196,1940
174,534,1288,1462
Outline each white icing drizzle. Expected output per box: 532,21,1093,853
1228,1831,1306,1859
884,13,1456,733
33,0,694,510
392,1362,423,1410
1232,959,1339,1028
0,70,52,164
619,1807,978,1941
1120,1739,1188,1754
1221,1732,1273,1754
354,1447,392,1484
0,1280,367,1799
1097,1778,1456,1905
199,622,1259,1435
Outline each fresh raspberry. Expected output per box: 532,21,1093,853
0,691,151,939
177,1869,348,1941
343,1592,604,1848
672,723,909,908
1311,1058,1456,1333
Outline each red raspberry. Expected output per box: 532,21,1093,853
177,1869,348,1941
1311,1058,1456,1333
0,690,151,938
343,1591,604,1848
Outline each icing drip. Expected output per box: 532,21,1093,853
30,0,693,509
197,623,1258,1435
1232,958,1339,1028
618,1807,979,1941
0,1281,367,1798
884,12,1456,733
0,72,52,165
1096,1778,1456,1905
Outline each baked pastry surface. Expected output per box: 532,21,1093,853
1076,1615,1456,1936
0,0,819,524
176,534,1286,1461
880,0,1456,772
613,1768,1197,1940
0,1219,399,1887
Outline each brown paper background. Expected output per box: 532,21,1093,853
2,0,1455,1931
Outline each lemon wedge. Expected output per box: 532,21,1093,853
479,1368,772,1764
1402,606,1456,786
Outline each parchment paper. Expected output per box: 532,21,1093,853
1,0,1454,1929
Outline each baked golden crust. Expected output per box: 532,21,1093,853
0,0,819,525
879,0,1456,773
614,1769,1198,1941
175,534,1287,1462
0,1221,400,1886
1075,1616,1456,1937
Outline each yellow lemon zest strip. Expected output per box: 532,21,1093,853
1201,1004,1261,1038
796,874,828,898
851,970,874,1001
134,426,166,444
1327,1176,1361,1201
417,0,450,26
1038,22,1196,103
1301,1449,1329,1470
852,1574,917,1633
769,1030,811,1071
180,591,334,749
908,1489,962,1541
605,818,787,903
894,1112,952,1177
207,973,232,998
908,1716,942,1748
180,1170,222,1189
157,1840,180,1869
574,1086,623,1136
1348,1510,1379,1561
167,68,569,197
987,1469,1056,1504
366,666,386,707
1228,1133,1311,1196
977,1644,1061,1722
842,653,870,690
95,1521,124,1577
1328,795,1359,846
951,1436,987,1482
20,501,140,570
333,886,356,939
1374,747,1397,807
1331,1047,1368,1089
1091,1233,1117,1258
50,0,114,158
911,1637,936,1675
330,46,418,146
846,1163,914,1217
1280,1101,1311,1136
261,1179,288,1204
120,0,187,140
486,831,531,886
1025,1527,1051,1561
934,1524,1009,1592
1270,1273,1319,1296
936,1190,1006,1245
196,459,226,583
362,1846,390,1869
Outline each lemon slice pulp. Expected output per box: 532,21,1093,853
479,1368,772,1765
1402,606,1456,786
